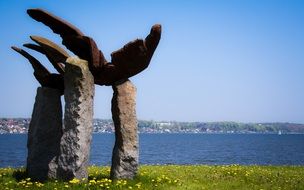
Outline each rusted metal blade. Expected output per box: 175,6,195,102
27,9,84,38
145,24,162,58
23,43,45,54
105,24,161,85
11,46,50,76
11,46,64,91
27,9,106,73
24,43,65,74
30,36,68,74
60,35,106,73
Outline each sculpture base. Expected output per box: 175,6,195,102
110,79,139,179
27,87,62,181
57,57,94,180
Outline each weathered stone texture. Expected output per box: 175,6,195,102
57,56,94,180
110,79,138,179
27,87,62,181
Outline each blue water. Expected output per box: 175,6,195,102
0,134,303,167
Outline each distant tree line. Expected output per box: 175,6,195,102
1,118,304,134
137,121,304,133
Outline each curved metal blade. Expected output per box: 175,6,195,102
27,9,84,38
30,36,69,74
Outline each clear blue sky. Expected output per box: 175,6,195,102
1,0,303,123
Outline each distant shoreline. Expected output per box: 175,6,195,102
1,118,304,134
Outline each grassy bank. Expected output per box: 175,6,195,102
0,165,303,190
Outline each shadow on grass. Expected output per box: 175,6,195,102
11,168,154,185
12,169,28,181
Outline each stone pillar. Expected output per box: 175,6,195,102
57,56,94,180
110,79,138,179
27,87,62,181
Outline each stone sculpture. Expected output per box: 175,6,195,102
26,87,62,181
26,9,161,180
111,79,138,179
12,8,161,181
13,41,95,181
11,38,67,181
57,57,94,180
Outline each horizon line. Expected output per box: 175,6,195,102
1,117,304,125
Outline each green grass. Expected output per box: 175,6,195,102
0,165,303,190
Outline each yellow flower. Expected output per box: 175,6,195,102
135,183,142,189
26,182,33,185
36,182,44,187
69,178,80,184
64,184,69,188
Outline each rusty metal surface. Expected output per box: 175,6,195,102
26,9,161,86
11,46,64,92
24,36,68,75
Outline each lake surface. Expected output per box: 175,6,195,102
0,134,303,167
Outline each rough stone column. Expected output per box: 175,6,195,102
110,79,138,179
57,56,94,180
27,87,62,181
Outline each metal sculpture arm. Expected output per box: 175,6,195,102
27,9,105,73
26,36,68,74
11,36,69,93
103,24,161,85
27,8,161,85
